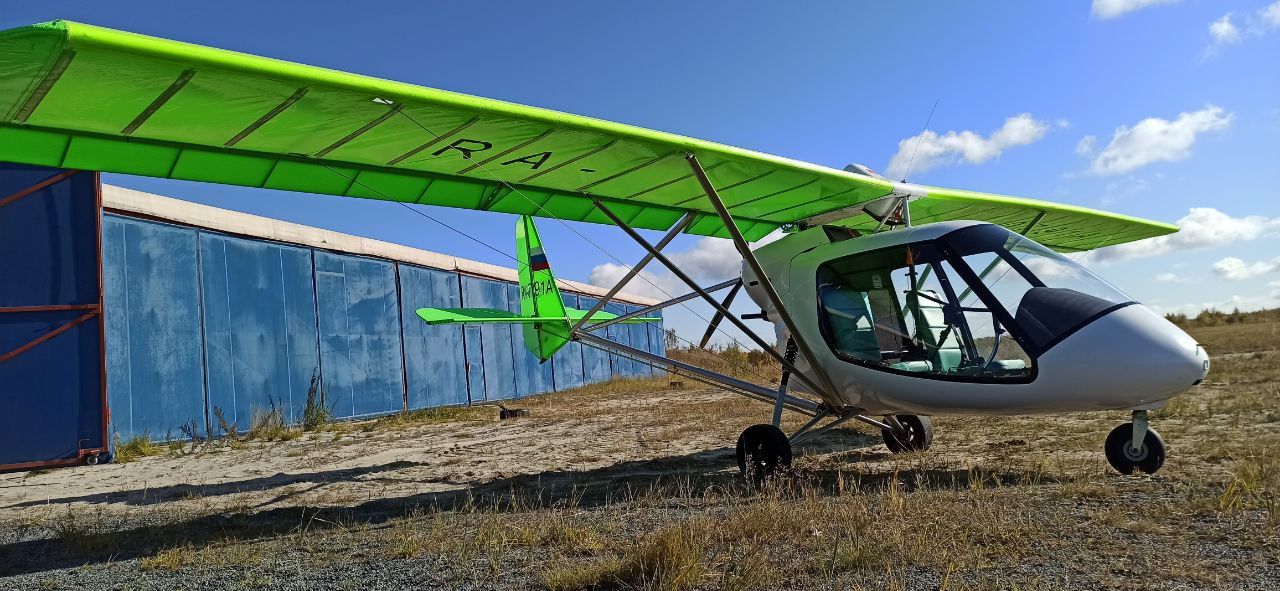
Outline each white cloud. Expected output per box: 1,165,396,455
588,263,683,301
1263,1,1280,29
1089,207,1280,263
1212,256,1280,280
885,114,1050,179
1204,3,1280,56
1092,0,1177,19
1087,105,1231,175
1155,272,1185,283
1209,14,1242,46
1075,135,1097,156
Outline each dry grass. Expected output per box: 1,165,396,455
1191,321,1280,356
357,405,491,432
246,406,300,442
9,320,1280,589
112,434,163,463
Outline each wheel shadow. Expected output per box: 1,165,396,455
0,429,1063,577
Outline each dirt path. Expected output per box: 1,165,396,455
0,387,758,520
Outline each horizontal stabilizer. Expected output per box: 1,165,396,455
565,308,660,324
416,307,660,325
417,308,566,325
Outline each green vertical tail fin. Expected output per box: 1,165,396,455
516,215,571,361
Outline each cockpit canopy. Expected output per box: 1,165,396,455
816,224,1133,381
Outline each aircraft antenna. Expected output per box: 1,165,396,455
900,98,939,183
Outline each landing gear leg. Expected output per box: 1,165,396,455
1104,410,1166,475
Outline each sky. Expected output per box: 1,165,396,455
5,1,1279,347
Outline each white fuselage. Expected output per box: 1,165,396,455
743,221,1209,415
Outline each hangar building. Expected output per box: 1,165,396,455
0,164,663,470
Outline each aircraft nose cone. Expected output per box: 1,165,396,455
1121,307,1208,388
1041,304,1208,408
1125,306,1207,395
1194,343,1211,382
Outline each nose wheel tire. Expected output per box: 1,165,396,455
1104,423,1166,475
881,414,934,453
736,424,792,483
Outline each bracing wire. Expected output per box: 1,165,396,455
377,105,786,372
900,98,939,183
315,163,785,388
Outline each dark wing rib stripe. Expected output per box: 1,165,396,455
314,104,403,158
624,161,726,199
456,129,555,175
121,69,195,135
387,116,479,166
520,139,618,183
225,87,309,147
671,169,776,206
576,152,672,191
13,49,75,123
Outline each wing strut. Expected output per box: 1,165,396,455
698,279,743,349
590,199,831,398
583,278,740,334
568,211,694,335
686,152,841,400
575,331,819,415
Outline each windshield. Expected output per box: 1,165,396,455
942,224,1133,350
817,243,1034,381
815,224,1135,381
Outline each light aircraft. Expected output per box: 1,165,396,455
0,21,1210,477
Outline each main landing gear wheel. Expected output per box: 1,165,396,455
736,424,792,483
881,415,934,453
1104,423,1166,475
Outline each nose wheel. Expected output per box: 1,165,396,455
1104,411,1166,474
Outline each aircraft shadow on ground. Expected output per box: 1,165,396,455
0,428,1061,577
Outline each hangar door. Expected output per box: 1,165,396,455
0,163,108,470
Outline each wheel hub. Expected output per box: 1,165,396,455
1122,443,1148,462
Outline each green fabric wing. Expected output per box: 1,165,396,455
0,20,1177,249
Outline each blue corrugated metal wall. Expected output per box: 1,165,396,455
460,275,516,401
398,264,469,409
99,215,665,442
648,309,667,376
103,216,207,441
199,234,320,429
314,251,405,419
0,164,107,468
